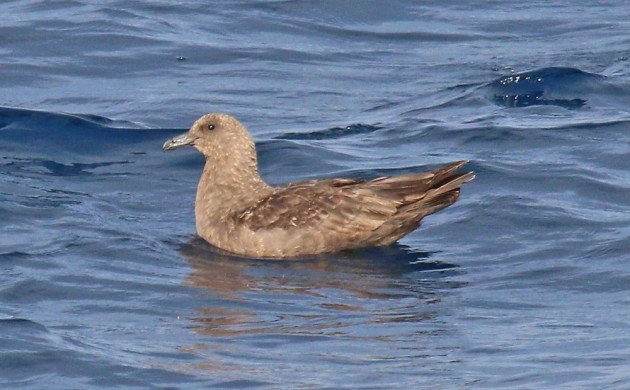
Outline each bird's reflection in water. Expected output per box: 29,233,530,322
180,237,465,338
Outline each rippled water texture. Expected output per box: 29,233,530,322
1,1,629,388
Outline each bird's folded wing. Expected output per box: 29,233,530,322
236,178,398,234
236,160,472,236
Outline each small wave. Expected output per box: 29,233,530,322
0,317,49,333
39,160,131,177
2,157,131,177
0,106,184,167
257,139,352,182
277,123,381,140
302,22,479,42
485,67,604,109
0,106,142,130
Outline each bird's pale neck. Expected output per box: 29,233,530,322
195,149,271,223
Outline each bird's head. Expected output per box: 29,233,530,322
163,113,256,163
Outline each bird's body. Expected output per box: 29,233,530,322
163,114,474,259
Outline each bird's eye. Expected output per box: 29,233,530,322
207,124,215,131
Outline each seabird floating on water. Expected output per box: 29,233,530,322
163,114,474,259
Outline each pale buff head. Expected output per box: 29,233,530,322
163,113,257,165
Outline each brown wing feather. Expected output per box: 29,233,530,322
237,160,474,245
365,160,470,203
239,178,398,234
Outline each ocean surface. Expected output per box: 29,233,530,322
1,1,629,388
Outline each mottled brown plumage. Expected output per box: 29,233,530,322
163,113,474,258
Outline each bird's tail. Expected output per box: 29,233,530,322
392,161,474,216
366,161,474,246
412,171,475,216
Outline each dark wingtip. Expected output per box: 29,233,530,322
454,159,470,169
462,171,476,183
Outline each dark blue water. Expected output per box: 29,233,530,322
1,1,629,388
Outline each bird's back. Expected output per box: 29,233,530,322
209,160,474,258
